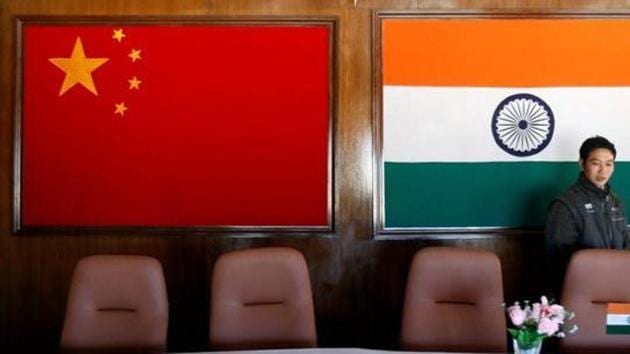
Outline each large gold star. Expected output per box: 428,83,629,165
49,37,109,96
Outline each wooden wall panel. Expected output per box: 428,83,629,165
0,0,625,352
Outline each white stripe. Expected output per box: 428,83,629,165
383,86,630,162
607,314,630,325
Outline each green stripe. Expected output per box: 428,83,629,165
384,161,630,228
607,325,630,335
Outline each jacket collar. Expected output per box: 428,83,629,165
578,172,610,198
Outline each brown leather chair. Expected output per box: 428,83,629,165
400,247,507,352
209,247,317,350
560,249,630,353
60,255,168,353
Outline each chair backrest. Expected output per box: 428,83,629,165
560,249,630,353
400,247,507,352
61,255,168,353
209,247,317,350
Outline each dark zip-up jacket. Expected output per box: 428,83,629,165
545,173,630,296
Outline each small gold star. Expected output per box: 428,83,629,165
112,28,126,43
114,102,128,116
128,76,142,90
128,49,142,62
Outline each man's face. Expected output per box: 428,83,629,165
580,148,615,189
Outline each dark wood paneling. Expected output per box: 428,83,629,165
0,0,621,352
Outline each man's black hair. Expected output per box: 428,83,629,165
579,136,617,161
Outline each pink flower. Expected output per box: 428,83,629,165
537,317,560,336
529,302,542,321
507,296,578,341
541,296,549,306
508,305,526,326
549,304,565,317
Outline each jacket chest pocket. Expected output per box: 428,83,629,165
610,207,626,223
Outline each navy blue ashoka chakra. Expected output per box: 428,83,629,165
491,93,555,157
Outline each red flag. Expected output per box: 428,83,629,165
19,21,332,229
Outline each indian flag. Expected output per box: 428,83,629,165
607,303,630,335
382,18,630,229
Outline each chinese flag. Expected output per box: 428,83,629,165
20,23,331,228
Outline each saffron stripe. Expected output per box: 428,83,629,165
608,303,630,315
383,18,630,87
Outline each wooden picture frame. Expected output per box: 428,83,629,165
14,16,337,235
373,11,630,236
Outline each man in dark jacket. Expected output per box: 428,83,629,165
545,136,630,298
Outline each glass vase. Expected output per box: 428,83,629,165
513,338,542,354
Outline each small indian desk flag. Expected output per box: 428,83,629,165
606,303,630,335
